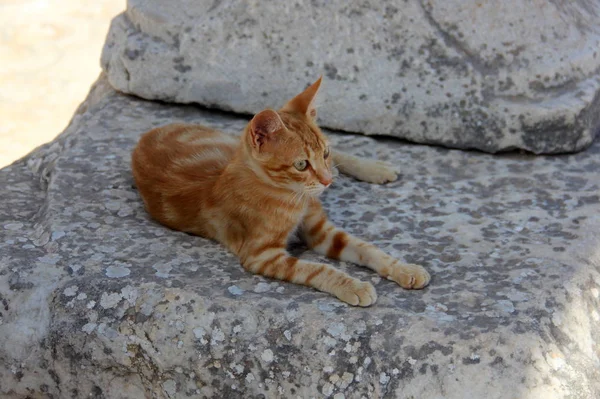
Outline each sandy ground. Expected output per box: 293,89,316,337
0,0,125,168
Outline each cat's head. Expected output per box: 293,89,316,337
244,77,333,197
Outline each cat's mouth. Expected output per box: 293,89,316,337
305,185,328,197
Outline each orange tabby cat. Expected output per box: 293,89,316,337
132,78,430,306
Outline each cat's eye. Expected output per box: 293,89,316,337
324,146,330,159
294,160,308,171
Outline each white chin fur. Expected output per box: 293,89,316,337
306,186,326,197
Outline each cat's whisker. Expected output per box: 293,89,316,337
290,190,302,204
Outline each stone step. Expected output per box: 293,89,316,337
0,76,599,398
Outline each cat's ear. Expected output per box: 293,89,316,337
249,109,285,149
281,76,322,119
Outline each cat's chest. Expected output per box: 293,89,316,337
284,205,308,247
255,201,306,241
285,221,305,254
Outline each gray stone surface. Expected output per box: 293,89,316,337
1,75,600,398
101,0,600,154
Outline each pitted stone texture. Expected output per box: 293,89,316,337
1,76,600,398
100,0,600,154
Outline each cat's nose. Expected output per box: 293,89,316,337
318,170,333,186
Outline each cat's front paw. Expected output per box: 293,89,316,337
387,262,430,289
359,160,398,184
336,280,377,307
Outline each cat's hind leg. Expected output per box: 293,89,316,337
301,199,430,289
331,150,398,184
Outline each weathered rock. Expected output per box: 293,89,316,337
1,75,600,398
100,0,600,154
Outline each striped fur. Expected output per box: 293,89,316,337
132,78,429,306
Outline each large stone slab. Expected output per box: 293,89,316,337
1,75,600,398
100,0,600,154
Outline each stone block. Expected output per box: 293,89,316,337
1,76,599,398
101,0,600,153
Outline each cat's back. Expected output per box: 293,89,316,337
132,123,238,228
133,122,238,185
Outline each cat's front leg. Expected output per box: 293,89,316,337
302,201,430,289
239,246,377,306
331,150,398,184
